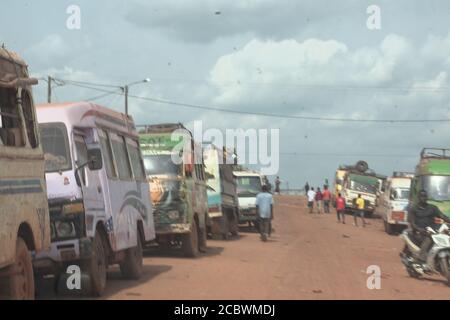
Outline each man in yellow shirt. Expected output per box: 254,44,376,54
354,194,366,227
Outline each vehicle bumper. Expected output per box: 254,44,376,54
238,208,258,222
155,223,191,235
32,237,92,273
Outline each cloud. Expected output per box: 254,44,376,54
124,0,354,43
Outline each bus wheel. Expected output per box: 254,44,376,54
182,220,199,258
84,231,107,296
120,233,143,280
0,238,35,300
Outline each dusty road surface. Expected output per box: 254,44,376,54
38,195,450,299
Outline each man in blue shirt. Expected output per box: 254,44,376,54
256,184,274,241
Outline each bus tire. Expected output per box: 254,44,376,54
182,220,199,258
120,232,143,280
0,237,35,300
84,230,107,296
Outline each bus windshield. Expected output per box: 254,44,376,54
40,123,72,173
236,176,262,196
422,175,450,201
143,154,181,176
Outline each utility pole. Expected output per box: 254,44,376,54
124,85,129,116
47,76,52,103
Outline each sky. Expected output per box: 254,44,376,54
2,0,450,189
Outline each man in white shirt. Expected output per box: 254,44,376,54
307,187,316,214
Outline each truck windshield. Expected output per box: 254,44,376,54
40,123,72,173
143,154,181,176
422,176,450,201
391,188,410,200
348,174,378,194
236,176,262,196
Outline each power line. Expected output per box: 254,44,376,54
43,77,450,124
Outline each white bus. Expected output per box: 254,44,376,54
33,102,155,296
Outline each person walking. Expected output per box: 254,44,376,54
336,193,346,223
353,194,366,227
315,187,323,214
256,185,274,241
322,185,331,213
274,176,281,195
307,187,316,213
304,182,310,195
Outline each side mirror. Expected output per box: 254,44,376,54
87,148,103,171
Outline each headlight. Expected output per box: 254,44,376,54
55,221,76,238
167,210,180,220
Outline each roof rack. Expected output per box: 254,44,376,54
392,171,414,178
138,122,187,134
420,148,450,159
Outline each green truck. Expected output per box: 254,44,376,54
139,123,208,257
410,148,450,218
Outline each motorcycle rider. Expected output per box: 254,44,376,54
408,189,450,262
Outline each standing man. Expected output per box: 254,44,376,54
336,193,346,223
354,194,366,227
274,176,281,195
322,185,331,213
315,187,323,214
305,182,310,195
256,185,274,242
307,187,316,213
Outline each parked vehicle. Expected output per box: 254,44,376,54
0,48,50,300
139,123,208,257
410,148,450,219
33,102,155,296
203,143,239,239
400,223,450,285
376,172,413,234
340,161,386,216
233,170,263,227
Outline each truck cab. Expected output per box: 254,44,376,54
139,123,208,257
233,170,263,227
376,172,413,234
0,48,50,299
410,148,450,219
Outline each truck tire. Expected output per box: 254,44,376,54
384,221,395,235
120,232,143,280
230,210,239,236
0,237,35,300
84,230,107,296
182,220,199,258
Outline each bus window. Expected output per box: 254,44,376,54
126,137,145,180
110,132,132,180
0,87,25,147
99,129,117,179
74,134,88,185
21,89,38,148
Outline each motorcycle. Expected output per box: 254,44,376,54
400,221,450,285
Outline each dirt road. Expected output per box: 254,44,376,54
39,195,450,299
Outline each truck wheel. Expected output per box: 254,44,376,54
384,221,395,235
0,238,35,300
84,231,107,296
120,233,143,280
182,220,199,258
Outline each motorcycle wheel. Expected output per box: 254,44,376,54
439,257,450,286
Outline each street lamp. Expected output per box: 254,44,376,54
122,78,150,116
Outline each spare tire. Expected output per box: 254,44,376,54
356,160,369,172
